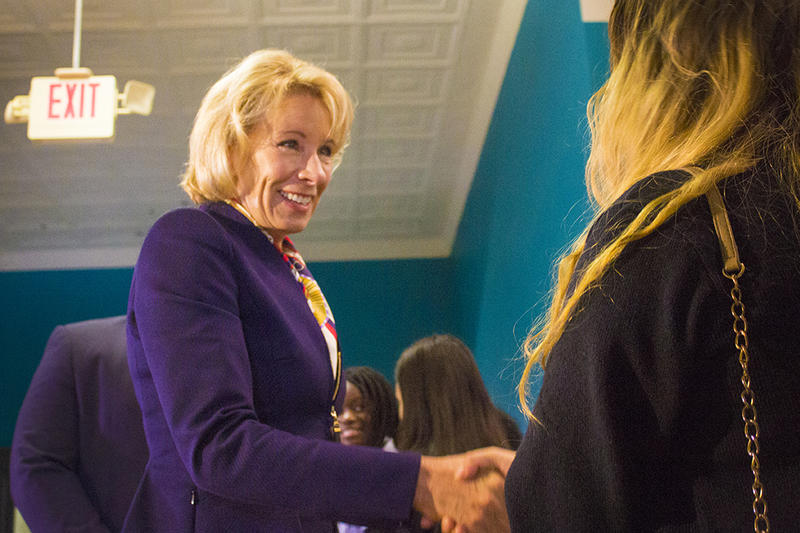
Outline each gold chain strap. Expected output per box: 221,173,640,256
723,264,769,532
706,185,770,532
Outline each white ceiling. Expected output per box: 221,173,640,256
0,0,527,271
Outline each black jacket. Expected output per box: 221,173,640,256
506,168,800,531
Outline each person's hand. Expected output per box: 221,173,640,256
456,446,516,480
413,447,514,533
438,446,516,532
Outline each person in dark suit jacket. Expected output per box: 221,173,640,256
10,316,148,533
124,48,512,533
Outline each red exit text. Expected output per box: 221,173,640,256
47,82,101,119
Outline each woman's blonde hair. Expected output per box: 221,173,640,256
519,0,800,417
180,49,355,204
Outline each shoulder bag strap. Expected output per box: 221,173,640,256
705,184,769,533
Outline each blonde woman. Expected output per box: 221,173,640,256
506,1,800,531
125,49,511,532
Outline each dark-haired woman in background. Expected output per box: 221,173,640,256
338,367,400,533
507,1,800,531
395,334,516,456
393,334,518,533
339,366,399,449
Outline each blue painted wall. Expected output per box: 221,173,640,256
0,1,610,445
309,258,457,381
451,2,609,429
0,269,133,445
0,260,455,445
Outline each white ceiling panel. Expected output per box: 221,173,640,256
0,0,527,270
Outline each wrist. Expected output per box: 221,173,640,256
413,455,444,521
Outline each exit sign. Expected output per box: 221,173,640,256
27,75,118,140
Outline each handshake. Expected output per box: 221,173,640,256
414,447,515,533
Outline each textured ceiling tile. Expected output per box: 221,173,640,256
358,104,439,137
357,192,423,219
35,0,153,31
359,137,432,168
45,30,160,73
307,193,356,220
157,0,252,26
358,167,425,194
260,0,353,17
366,23,455,62
0,33,58,76
355,215,421,238
113,113,191,149
0,171,32,207
364,67,444,103
300,217,357,240
260,24,353,63
367,0,462,17
157,73,220,114
0,3,38,31
0,0,525,267
326,163,358,194
163,28,254,74
324,67,357,96
2,202,168,250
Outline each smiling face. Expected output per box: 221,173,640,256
340,381,378,447
234,91,335,245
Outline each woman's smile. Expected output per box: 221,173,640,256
235,91,335,246
280,190,313,206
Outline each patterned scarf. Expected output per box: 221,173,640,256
280,238,339,378
225,200,339,378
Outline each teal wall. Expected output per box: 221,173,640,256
309,259,457,381
451,1,609,428
0,0,610,445
1,269,134,445
0,260,456,446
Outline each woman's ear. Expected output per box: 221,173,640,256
228,146,248,198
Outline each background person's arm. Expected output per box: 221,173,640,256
10,325,111,533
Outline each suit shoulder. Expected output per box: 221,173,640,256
47,316,128,366
147,206,222,235
139,206,233,258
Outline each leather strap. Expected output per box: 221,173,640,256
705,184,742,274
705,182,769,532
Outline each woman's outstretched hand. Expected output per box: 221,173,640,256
414,446,516,533
455,446,516,480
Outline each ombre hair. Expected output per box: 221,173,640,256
519,0,800,417
180,49,355,204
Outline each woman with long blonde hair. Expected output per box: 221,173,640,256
505,1,800,530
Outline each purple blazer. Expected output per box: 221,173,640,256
124,203,419,532
11,316,148,533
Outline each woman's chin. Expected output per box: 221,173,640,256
340,430,366,446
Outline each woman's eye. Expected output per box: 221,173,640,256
319,145,333,159
277,139,299,150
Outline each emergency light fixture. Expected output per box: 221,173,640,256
2,0,155,141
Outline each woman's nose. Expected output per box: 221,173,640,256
298,153,326,182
